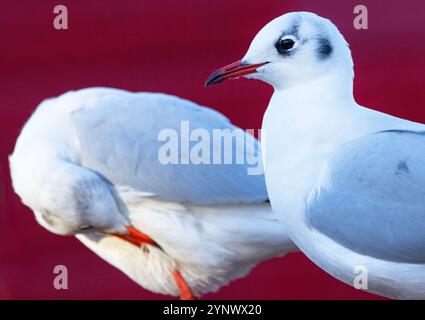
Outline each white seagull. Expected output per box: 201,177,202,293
9,87,296,299
206,12,425,299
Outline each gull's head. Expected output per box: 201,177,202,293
32,209,88,236
9,152,128,237
29,192,126,237
24,175,129,237
206,12,354,90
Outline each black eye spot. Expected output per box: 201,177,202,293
275,38,296,55
317,37,333,59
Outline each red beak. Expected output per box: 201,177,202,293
205,60,268,87
114,225,158,247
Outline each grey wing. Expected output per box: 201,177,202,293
306,130,425,263
70,90,267,205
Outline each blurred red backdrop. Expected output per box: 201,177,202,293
1,0,424,300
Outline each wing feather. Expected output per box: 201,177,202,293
68,89,267,205
307,130,425,263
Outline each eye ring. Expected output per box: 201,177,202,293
275,36,298,54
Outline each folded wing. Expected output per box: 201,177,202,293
70,89,267,205
307,130,425,263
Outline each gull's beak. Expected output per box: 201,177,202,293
114,226,158,247
205,60,268,87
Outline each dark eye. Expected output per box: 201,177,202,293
275,37,297,54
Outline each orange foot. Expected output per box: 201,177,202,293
173,270,196,300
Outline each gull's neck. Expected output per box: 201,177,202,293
263,68,359,177
272,67,355,116
266,67,359,143
262,70,358,214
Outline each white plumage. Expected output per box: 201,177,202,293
10,87,296,298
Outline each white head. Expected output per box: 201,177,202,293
9,152,128,237
206,12,354,92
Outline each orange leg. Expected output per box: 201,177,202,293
173,270,196,300
113,225,196,300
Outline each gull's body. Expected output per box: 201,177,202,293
207,12,425,299
264,84,425,299
10,87,295,298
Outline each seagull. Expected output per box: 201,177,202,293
206,12,425,299
9,87,296,299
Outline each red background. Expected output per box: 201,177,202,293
1,0,424,299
